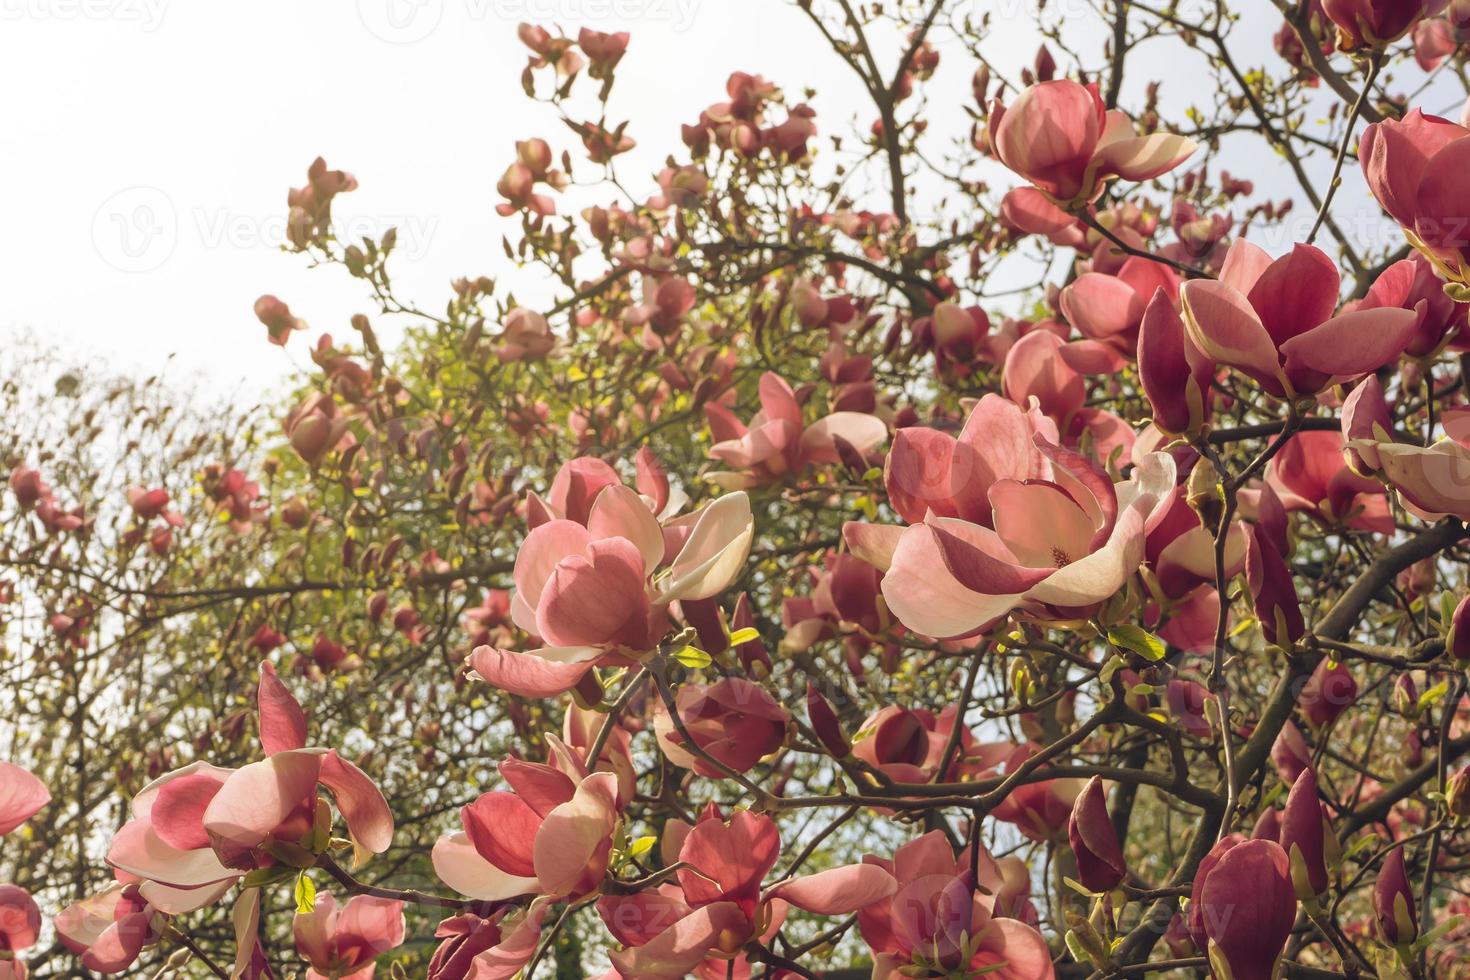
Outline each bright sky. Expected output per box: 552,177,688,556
0,0,991,396
2,0,1433,399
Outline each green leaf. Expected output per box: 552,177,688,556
294,872,316,914
1419,680,1450,712
673,646,712,669
727,627,759,646
1107,625,1166,662
626,835,656,859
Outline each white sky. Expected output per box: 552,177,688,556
1,0,1441,399
0,0,992,396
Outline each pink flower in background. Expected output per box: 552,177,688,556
858,831,1054,979
0,764,48,836
1349,406,1470,521
293,893,405,979
653,677,789,777
704,372,887,489
988,79,1196,207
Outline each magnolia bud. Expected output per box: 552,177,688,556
1449,594,1470,662
1068,776,1127,892
1374,847,1418,946
805,682,851,759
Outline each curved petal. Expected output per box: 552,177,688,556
533,771,620,897
588,484,666,571
466,646,597,698
537,537,650,649
1093,131,1197,182
432,832,537,901
800,412,888,464
762,864,896,915
463,793,542,879
841,521,904,573
201,750,324,852
258,661,308,756
1179,280,1283,388
881,524,1025,639
1279,307,1417,383
318,752,394,854
608,902,749,980
0,763,49,836
660,492,754,602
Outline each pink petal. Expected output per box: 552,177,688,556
532,771,620,897
202,750,323,853
763,864,896,915
800,412,887,464
467,646,598,698
432,832,537,900
537,537,650,648
1059,273,1139,341
463,792,542,879
841,521,904,573
0,763,49,835
885,426,960,523
498,760,577,817
660,492,754,601
1279,307,1417,383
881,524,1026,639
1245,243,1339,346
990,480,1098,569
319,752,394,854
1093,131,1197,182
1179,279,1283,389
258,661,308,756
607,902,749,980
587,484,665,571
513,520,593,612
151,771,225,852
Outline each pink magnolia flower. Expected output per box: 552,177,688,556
106,664,392,903
1361,108,1470,285
858,830,1054,979
0,764,48,835
470,454,752,696
1138,288,1215,435
1375,846,1418,944
254,294,306,346
435,738,621,902
1348,405,1470,520
704,372,887,489
1069,776,1127,892
1189,837,1297,979
55,881,165,974
850,705,1009,784
293,892,405,979
988,79,1196,207
426,907,547,980
990,746,1089,841
844,394,1175,638
1267,429,1393,532
653,677,790,777
1324,0,1435,48
1058,255,1180,357
1180,240,1418,398
599,809,895,980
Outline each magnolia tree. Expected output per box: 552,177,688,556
7,0,1470,977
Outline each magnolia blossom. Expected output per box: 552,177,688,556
704,371,887,489
1349,406,1470,521
860,831,1054,979
293,892,405,979
1189,836,1297,979
54,881,165,974
1181,240,1418,398
598,809,894,980
471,454,754,696
652,677,789,776
988,79,1196,207
844,394,1176,638
1058,255,1179,357
426,907,547,980
105,664,392,908
0,885,38,979
1361,108,1470,285
434,736,620,902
